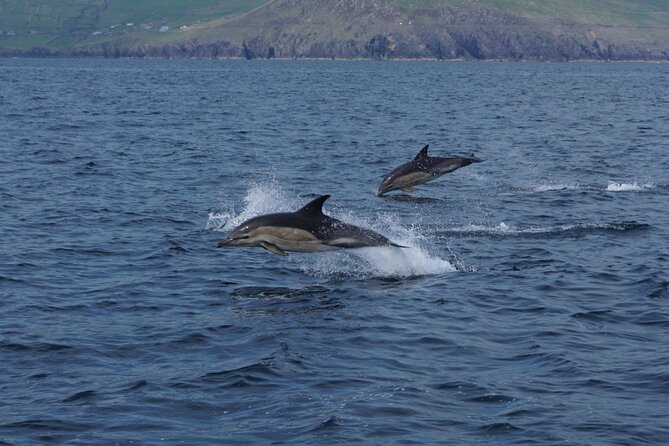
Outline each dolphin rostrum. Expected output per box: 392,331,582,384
378,144,483,196
217,195,406,256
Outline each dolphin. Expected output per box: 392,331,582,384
378,144,483,196
217,195,406,256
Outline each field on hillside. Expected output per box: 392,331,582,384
0,0,268,49
393,0,669,26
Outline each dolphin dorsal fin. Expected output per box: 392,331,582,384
414,144,429,160
297,195,330,214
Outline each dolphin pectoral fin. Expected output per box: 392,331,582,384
260,242,287,256
402,187,416,192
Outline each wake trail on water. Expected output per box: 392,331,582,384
430,221,650,238
605,181,656,192
206,178,456,278
524,180,660,193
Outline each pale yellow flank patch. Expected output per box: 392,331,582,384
394,171,432,188
245,226,336,253
252,226,317,242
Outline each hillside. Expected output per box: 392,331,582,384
2,0,669,60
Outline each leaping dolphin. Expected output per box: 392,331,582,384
217,195,406,256
378,144,483,196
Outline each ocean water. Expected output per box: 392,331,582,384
1,58,668,445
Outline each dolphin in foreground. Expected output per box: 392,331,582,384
217,195,407,256
378,144,484,196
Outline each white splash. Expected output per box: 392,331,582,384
449,222,528,234
205,212,229,231
293,216,456,278
606,181,655,192
294,246,455,279
533,183,581,192
206,178,300,232
208,178,456,278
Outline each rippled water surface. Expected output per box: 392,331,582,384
1,59,668,445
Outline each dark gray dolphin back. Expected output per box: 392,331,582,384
231,195,332,235
298,195,401,247
320,220,401,248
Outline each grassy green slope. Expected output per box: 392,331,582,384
187,0,669,44
97,0,268,27
0,0,269,50
0,0,105,34
393,0,669,27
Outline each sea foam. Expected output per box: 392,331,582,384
533,183,581,192
606,181,655,192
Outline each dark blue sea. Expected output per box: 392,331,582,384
1,58,668,445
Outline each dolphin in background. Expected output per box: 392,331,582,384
217,195,406,256
378,144,483,196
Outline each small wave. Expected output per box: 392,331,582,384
122,380,150,392
381,194,444,204
309,415,343,432
231,286,329,299
478,422,523,435
196,358,280,389
1,419,93,433
465,394,516,404
606,181,656,192
0,341,73,353
62,390,97,403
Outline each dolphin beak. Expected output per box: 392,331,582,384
216,239,233,248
